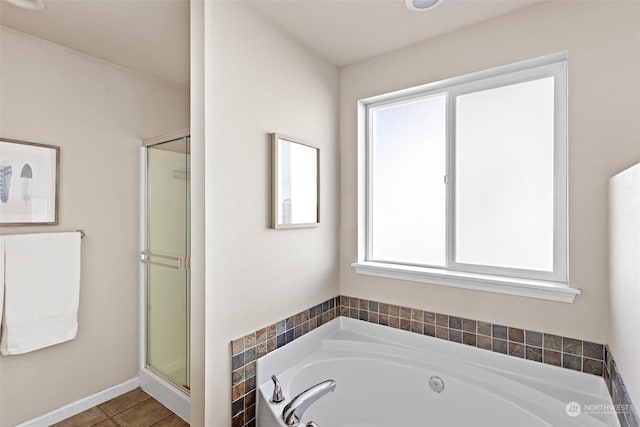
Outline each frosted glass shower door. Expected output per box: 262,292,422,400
144,136,190,392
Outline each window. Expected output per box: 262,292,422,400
354,53,579,303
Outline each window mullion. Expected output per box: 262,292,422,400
445,91,455,270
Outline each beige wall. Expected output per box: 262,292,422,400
340,1,640,345
0,27,189,426
204,2,339,424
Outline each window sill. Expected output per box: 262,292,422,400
351,261,580,303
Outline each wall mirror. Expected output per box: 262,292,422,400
271,133,319,229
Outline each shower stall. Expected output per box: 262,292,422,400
139,130,191,421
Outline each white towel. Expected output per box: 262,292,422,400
0,232,81,355
0,238,4,338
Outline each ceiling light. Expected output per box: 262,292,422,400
2,0,45,11
405,0,444,12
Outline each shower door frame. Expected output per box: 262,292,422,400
138,129,191,422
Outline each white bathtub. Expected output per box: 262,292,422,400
256,317,618,427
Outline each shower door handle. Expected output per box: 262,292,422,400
140,251,189,270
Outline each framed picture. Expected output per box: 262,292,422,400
0,138,59,225
271,133,319,229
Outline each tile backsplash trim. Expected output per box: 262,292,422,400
230,295,636,427
339,295,605,376
230,297,339,427
605,345,640,427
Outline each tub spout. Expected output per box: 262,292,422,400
282,380,336,426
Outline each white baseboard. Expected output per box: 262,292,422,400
15,378,140,427
139,368,190,423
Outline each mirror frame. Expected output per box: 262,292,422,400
271,133,319,229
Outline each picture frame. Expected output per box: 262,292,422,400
0,138,60,225
271,133,319,229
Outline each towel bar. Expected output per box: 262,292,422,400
140,251,189,270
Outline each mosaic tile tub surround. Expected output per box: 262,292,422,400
230,295,637,427
339,295,605,376
231,297,339,427
604,346,640,427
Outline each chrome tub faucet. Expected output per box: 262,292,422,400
282,379,336,426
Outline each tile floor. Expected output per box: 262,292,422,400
53,388,188,427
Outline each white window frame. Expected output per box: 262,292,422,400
353,52,580,303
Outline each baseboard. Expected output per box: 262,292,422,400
15,377,140,427
139,368,190,423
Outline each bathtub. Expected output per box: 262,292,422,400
256,317,618,427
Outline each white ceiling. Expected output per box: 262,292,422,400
244,0,548,67
0,0,547,88
0,0,190,88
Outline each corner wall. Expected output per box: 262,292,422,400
204,2,339,425
0,27,189,426
189,0,205,424
339,1,640,345
609,163,640,414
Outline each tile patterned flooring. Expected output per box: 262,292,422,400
53,388,188,427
